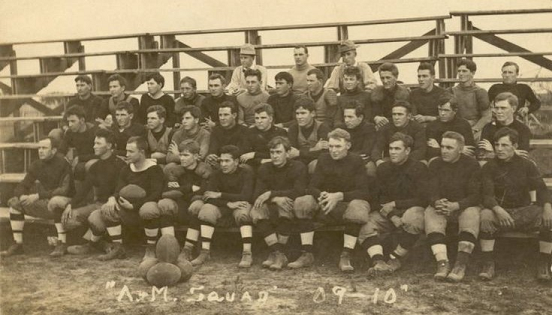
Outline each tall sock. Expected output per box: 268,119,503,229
362,235,383,261
343,224,360,251
200,223,215,251
53,208,66,243
298,219,314,252
184,217,201,249
479,232,496,261
427,232,448,261
240,225,253,253
106,225,123,243
539,230,552,260
144,219,159,245
9,207,25,244
159,215,175,236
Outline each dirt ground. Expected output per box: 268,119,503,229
1,224,551,315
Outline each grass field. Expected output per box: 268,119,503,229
1,224,551,315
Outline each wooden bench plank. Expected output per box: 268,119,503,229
0,143,40,150
0,116,63,123
0,173,26,183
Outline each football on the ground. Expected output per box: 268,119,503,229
176,259,193,282
156,234,180,264
138,258,159,280
146,262,181,287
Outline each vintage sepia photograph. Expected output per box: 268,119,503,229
1,0,551,314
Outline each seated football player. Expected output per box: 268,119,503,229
1,137,74,258
295,129,372,272
333,66,373,127
62,105,97,182
267,72,300,128
287,97,332,173
166,105,211,163
306,68,338,126
340,100,377,177
112,102,147,158
97,74,140,128
174,76,205,113
251,136,310,270
157,140,212,262
240,103,287,169
359,132,428,275
191,145,255,268
88,136,164,261
372,63,410,129
410,62,449,125
65,129,127,255
145,105,175,165
237,69,270,126
371,101,426,166
425,131,482,282
478,128,552,281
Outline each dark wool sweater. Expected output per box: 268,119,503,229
482,154,551,209
334,88,374,126
114,163,164,210
488,83,541,114
254,160,308,200
200,94,237,124
63,123,97,162
205,166,255,207
267,92,300,128
98,94,140,120
426,116,475,159
481,119,532,151
371,85,410,120
138,94,176,127
164,161,212,201
428,155,481,210
343,120,377,158
307,152,370,202
371,120,426,162
208,123,250,156
175,93,205,114
71,154,126,207
243,125,288,167
374,158,429,216
15,155,74,199
66,94,104,123
112,122,147,157
409,85,449,117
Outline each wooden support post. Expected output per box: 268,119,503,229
225,48,241,83
161,35,181,98
64,41,85,71
0,45,15,73
245,30,263,65
436,19,447,82
466,21,474,55
337,26,349,41
138,35,159,70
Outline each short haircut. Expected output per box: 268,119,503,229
328,128,351,142
307,68,326,82
127,136,148,152
417,62,435,76
343,100,364,118
179,105,201,119
244,69,262,81
442,131,465,148
254,103,274,117
294,97,316,112
180,76,197,89
178,139,200,154
275,71,294,85
74,75,92,85
219,100,238,115
502,61,519,74
343,66,362,80
268,136,292,151
147,105,166,120
146,72,165,88
379,62,399,77
389,132,413,149
115,101,134,114
220,145,241,159
294,45,309,54
107,74,127,88
208,73,227,85
40,136,61,150
392,100,413,113
95,128,116,145
457,59,477,72
494,127,519,146
438,94,458,111
65,105,86,120
494,92,519,109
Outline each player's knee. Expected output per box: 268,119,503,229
365,161,376,178
7,197,22,211
234,206,252,225
250,205,269,225
294,195,318,218
307,160,317,175
157,198,178,216
198,204,220,225
358,222,378,244
343,200,370,224
88,209,106,233
188,199,204,217
402,207,425,234
424,206,446,234
139,202,161,220
47,196,70,213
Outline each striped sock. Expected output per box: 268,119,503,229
185,228,200,249
200,224,215,251
55,223,67,244
240,225,253,253
145,228,159,245
9,208,25,244
106,225,122,243
300,231,314,252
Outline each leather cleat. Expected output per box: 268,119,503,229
536,259,551,282
191,249,210,266
142,244,156,261
478,261,495,281
98,242,126,261
269,251,288,270
0,243,24,257
288,252,315,269
179,246,193,262
50,242,68,257
262,251,277,268
433,260,451,281
367,260,392,277
447,261,467,282
387,257,402,272
339,251,354,273
238,251,253,268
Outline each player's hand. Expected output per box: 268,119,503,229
518,107,529,117
168,141,179,156
203,191,222,200
480,213,497,234
21,193,39,206
151,152,166,160
427,138,440,148
413,114,425,123
118,197,133,210
253,191,271,210
494,207,515,229
374,116,389,128
390,216,403,228
312,139,328,151
227,201,248,210
272,196,294,212
239,152,255,163
543,204,552,229
102,197,120,212
439,201,459,216
62,204,73,226
462,145,476,157
379,201,395,217
320,192,342,215
515,150,529,159
206,154,219,166
478,139,493,152
192,185,200,193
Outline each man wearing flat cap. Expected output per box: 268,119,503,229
227,43,268,95
325,40,377,94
